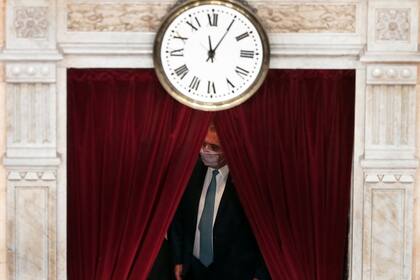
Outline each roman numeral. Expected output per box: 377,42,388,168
170,49,184,57
175,64,189,79
207,81,216,94
208,13,218,26
186,17,201,31
195,17,201,27
189,76,201,91
240,50,254,58
235,66,249,79
174,35,188,42
236,32,249,41
226,78,235,90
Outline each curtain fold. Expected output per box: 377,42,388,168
67,69,212,280
214,70,355,280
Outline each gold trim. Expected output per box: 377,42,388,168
153,0,270,111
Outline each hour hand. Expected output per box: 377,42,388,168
207,35,215,63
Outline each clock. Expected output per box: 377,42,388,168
153,0,270,111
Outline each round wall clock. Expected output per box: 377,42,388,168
154,0,270,111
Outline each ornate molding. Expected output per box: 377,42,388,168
367,2,418,52
375,8,410,41
365,173,414,184
67,3,171,32
7,171,56,182
366,64,417,85
6,63,56,83
66,3,356,33
255,4,356,33
14,7,49,38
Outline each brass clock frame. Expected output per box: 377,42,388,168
153,0,270,111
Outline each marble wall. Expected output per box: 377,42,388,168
0,0,419,279
0,0,6,278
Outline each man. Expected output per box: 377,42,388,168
170,124,270,280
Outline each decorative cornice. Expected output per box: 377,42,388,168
360,51,420,63
66,3,356,33
14,7,49,38
3,157,61,167
0,49,63,62
361,159,419,169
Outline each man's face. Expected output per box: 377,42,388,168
200,126,227,168
203,129,222,153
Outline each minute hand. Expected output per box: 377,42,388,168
212,19,235,53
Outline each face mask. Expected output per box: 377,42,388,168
200,147,225,168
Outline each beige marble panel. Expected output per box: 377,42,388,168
66,2,356,33
255,3,356,33
15,187,48,280
67,3,172,32
0,0,6,279
371,189,405,279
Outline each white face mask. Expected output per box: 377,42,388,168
200,147,225,168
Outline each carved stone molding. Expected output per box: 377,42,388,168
255,3,356,33
366,64,417,85
375,8,410,41
14,7,49,39
367,2,418,52
7,171,57,182
66,3,356,33
67,3,171,32
6,63,56,83
365,173,414,183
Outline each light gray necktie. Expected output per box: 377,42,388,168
199,169,219,267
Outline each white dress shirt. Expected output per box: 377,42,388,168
193,165,229,259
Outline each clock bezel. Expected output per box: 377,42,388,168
153,0,270,111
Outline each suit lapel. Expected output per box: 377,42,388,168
214,175,233,228
190,162,207,232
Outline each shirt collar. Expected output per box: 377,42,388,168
209,164,229,179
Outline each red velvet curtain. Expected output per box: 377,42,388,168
67,69,211,280
68,69,354,280
215,70,355,280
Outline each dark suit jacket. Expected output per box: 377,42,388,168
148,239,173,280
170,161,270,280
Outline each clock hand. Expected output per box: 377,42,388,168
207,35,215,63
207,18,235,62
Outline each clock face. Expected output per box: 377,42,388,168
154,0,269,111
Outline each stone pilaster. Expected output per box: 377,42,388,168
2,0,61,279
0,0,7,279
362,0,419,279
414,69,420,280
